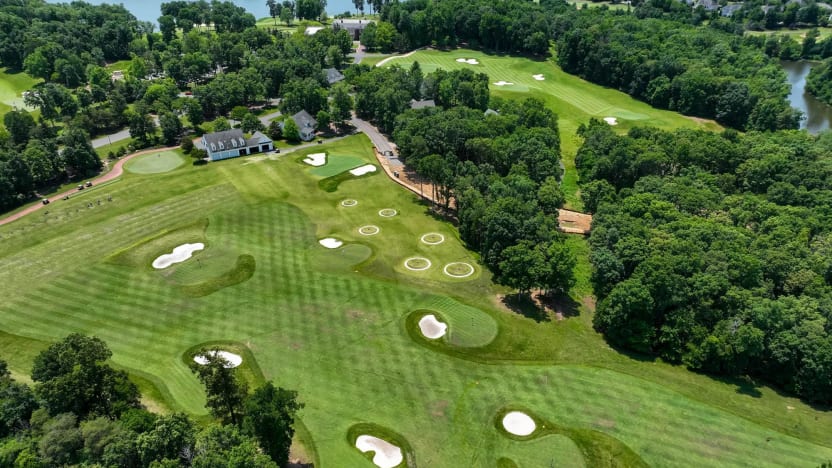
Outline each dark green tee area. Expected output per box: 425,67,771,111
577,120,832,404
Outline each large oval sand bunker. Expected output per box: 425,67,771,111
193,350,242,368
152,243,205,269
350,164,377,176
418,314,447,339
502,411,536,436
355,435,403,468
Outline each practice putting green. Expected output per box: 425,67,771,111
1,134,832,467
125,151,186,174
308,154,366,178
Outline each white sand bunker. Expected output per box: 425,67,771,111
532,74,545,81
193,350,242,368
404,257,432,271
378,208,397,217
418,314,447,339
303,152,327,166
152,243,205,269
456,58,479,65
359,225,380,236
355,435,403,468
350,164,377,176
603,117,618,126
420,233,445,245
502,411,536,436
319,238,343,249
443,262,475,278
341,199,358,207
493,81,514,86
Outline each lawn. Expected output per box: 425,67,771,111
747,27,832,42
1,133,831,467
380,48,723,210
124,150,186,174
0,67,39,123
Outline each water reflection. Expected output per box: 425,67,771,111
781,60,832,134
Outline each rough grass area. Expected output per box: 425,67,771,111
125,150,185,174
1,134,831,467
383,48,722,209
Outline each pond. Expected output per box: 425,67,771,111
781,60,832,134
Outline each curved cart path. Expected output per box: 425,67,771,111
0,146,178,227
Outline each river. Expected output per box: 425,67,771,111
46,0,357,23
781,60,832,134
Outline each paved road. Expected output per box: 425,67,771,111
351,43,366,64
90,116,160,149
0,145,178,226
259,111,282,126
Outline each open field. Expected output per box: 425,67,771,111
1,133,831,466
0,68,39,123
747,27,832,41
381,48,722,209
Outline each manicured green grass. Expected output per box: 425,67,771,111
747,27,832,41
0,68,39,123
94,138,135,159
307,154,366,177
569,0,632,10
1,134,832,467
125,150,186,174
382,48,722,210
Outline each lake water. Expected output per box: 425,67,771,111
781,60,832,134
46,0,357,23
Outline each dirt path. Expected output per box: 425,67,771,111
0,146,178,227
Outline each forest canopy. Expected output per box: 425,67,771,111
577,121,832,403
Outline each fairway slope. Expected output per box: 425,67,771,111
0,135,830,467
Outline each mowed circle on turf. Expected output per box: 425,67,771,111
444,262,475,278
358,225,380,236
125,151,185,174
341,199,358,207
378,208,397,217
420,233,445,245
404,257,432,271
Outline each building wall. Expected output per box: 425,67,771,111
209,148,245,161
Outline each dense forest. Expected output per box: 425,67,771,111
0,334,302,467
806,57,832,106
552,13,800,131
577,122,832,403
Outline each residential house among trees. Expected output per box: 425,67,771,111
202,129,274,161
283,110,318,141
324,68,345,85
332,19,374,40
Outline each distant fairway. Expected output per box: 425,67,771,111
0,68,39,122
125,150,185,174
1,134,832,467
382,49,723,209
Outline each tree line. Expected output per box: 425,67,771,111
577,121,832,403
0,334,302,467
351,64,576,296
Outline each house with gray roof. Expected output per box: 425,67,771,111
281,110,318,141
324,68,345,85
201,128,273,161
410,99,436,110
332,18,374,40
720,3,743,16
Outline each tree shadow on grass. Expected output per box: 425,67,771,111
502,293,550,323
535,291,581,319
